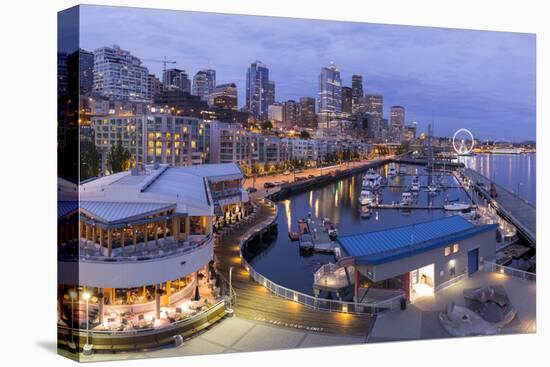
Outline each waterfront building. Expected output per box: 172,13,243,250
93,45,149,102
90,112,209,172
209,121,257,166
163,68,191,93
246,61,270,120
209,83,238,110
402,122,417,142
351,75,364,113
147,74,162,100
58,163,248,349
267,80,276,106
298,97,317,129
318,62,342,129
341,86,353,116
192,69,216,102
335,216,498,302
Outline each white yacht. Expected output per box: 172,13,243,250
363,168,383,190
444,203,471,211
359,189,377,206
491,147,522,155
411,176,421,192
400,192,414,206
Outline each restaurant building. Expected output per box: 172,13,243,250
57,163,247,352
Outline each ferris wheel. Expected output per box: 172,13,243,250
452,128,475,155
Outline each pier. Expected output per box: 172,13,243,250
460,168,536,246
214,199,374,336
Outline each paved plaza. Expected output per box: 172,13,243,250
76,316,367,362
369,271,536,342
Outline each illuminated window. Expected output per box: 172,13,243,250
453,243,460,253
444,246,451,257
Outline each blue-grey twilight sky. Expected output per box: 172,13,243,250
80,5,536,141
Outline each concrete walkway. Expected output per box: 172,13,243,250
75,316,367,362
369,271,536,342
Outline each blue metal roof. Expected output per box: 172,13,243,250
58,201,78,219
337,216,498,265
80,201,175,224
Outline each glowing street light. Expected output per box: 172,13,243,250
82,291,93,355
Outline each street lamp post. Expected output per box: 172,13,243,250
68,289,77,351
82,291,93,355
226,266,234,317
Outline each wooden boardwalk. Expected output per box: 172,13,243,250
462,168,536,246
213,200,374,337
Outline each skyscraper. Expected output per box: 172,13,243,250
246,61,270,120
390,106,406,140
78,49,94,95
341,86,353,115
351,74,364,113
93,45,149,102
163,68,191,93
299,97,316,129
192,69,216,101
365,94,383,119
318,62,342,128
267,80,276,106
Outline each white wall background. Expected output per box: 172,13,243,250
0,0,547,366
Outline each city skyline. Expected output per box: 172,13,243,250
80,5,535,141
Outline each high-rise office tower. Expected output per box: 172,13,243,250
283,100,299,126
246,61,270,119
351,74,364,113
163,68,191,93
93,45,149,101
318,62,342,128
299,97,317,129
365,94,383,119
341,86,353,115
78,49,94,95
390,105,406,141
147,74,162,100
267,80,276,106
192,69,216,101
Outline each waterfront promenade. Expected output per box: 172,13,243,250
214,199,375,336
462,168,536,245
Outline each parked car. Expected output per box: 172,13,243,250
263,182,275,189
294,169,304,174
308,174,315,179
247,187,258,193
283,170,291,176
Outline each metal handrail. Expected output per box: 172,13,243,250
57,298,226,336
483,261,536,281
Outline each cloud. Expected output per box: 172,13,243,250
79,5,536,141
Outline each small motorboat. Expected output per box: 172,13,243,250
360,209,371,219
427,183,438,194
299,233,314,250
388,162,397,176
363,168,383,190
328,226,338,240
358,189,376,206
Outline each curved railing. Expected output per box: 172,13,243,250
483,261,536,282
240,199,404,315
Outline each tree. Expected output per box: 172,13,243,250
299,130,311,139
260,121,273,131
251,162,260,175
80,140,100,180
263,162,271,173
107,140,131,174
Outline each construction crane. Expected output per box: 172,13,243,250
142,56,177,74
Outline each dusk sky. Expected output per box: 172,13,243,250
80,5,536,141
